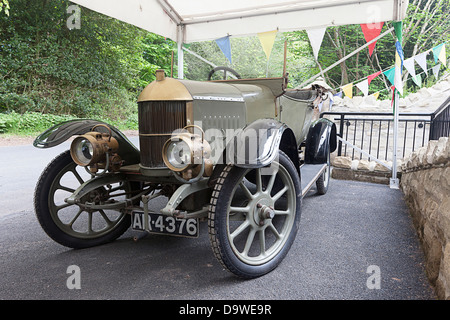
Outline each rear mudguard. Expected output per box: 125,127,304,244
33,119,140,165
304,118,337,164
226,118,300,175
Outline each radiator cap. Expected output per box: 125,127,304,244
156,69,165,81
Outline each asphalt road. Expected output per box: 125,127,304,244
0,136,435,300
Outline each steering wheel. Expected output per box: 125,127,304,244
207,66,241,80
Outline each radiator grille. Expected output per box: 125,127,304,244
138,101,187,168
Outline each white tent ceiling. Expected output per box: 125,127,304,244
70,0,409,43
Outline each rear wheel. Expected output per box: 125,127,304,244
34,150,133,249
316,148,330,195
208,151,301,278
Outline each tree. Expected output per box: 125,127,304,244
0,0,9,16
0,0,148,117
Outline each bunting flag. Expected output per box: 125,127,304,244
329,41,448,99
390,86,396,108
306,27,327,61
393,21,403,44
342,83,353,98
334,92,343,99
257,30,278,60
383,67,395,86
414,51,428,76
432,43,447,67
215,36,232,64
403,57,416,78
360,22,384,56
432,63,441,79
412,74,422,87
367,71,382,85
394,41,404,95
356,79,369,96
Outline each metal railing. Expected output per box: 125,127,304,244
320,106,447,162
429,96,450,140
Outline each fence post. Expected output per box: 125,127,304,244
338,114,345,156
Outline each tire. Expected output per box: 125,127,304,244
34,150,132,249
208,151,301,279
316,148,331,195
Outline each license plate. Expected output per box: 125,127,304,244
131,211,199,238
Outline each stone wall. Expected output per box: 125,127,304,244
400,136,450,300
331,154,401,184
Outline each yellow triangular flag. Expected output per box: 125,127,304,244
342,83,353,99
438,44,446,67
257,30,277,60
372,92,380,100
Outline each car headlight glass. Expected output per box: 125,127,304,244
71,138,95,166
78,139,94,161
165,140,191,170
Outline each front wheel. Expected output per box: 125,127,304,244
34,150,133,249
208,151,301,278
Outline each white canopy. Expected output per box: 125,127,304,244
70,0,408,43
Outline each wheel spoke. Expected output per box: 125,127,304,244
70,168,85,185
229,206,250,214
239,182,254,200
57,185,75,193
274,209,290,215
98,209,113,226
255,168,262,192
243,228,257,257
54,202,72,212
267,222,281,240
272,186,288,202
68,208,83,229
87,211,94,234
265,167,278,194
230,220,250,240
259,229,266,256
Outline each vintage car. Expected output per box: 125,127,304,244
33,67,336,278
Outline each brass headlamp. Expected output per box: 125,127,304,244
162,125,212,181
70,124,119,172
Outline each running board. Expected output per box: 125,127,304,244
300,163,327,197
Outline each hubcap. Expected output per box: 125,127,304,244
256,202,275,226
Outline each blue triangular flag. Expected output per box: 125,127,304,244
432,43,445,64
215,36,232,64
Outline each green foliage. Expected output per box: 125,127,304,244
0,0,146,118
0,111,77,134
0,0,9,16
0,110,138,135
140,33,177,85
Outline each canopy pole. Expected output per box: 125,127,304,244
390,90,400,189
177,24,185,79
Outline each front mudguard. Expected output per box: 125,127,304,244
304,118,337,164
225,118,300,175
33,119,140,166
